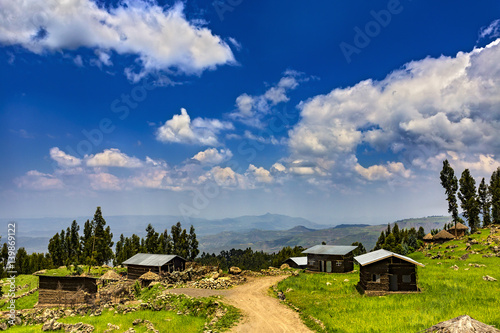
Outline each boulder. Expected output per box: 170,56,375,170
229,267,242,275
280,264,290,270
483,275,497,282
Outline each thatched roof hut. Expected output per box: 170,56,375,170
448,222,469,237
100,270,121,281
432,229,455,243
138,271,160,287
423,233,434,242
425,315,500,332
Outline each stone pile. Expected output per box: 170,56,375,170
42,319,94,332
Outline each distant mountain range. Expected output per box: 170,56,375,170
1,214,450,254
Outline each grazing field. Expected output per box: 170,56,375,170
277,228,500,332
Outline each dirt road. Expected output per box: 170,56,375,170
168,275,313,333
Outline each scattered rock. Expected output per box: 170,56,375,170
326,282,332,286
280,263,290,270
459,253,469,260
229,267,242,275
450,265,459,270
483,275,497,281
343,279,350,282
0,323,8,331
277,291,286,301
132,319,143,325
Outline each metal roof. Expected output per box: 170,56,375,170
122,253,185,267
287,256,308,266
354,249,425,267
302,245,358,255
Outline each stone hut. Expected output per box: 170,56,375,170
302,245,357,273
38,275,97,306
447,222,469,238
354,249,424,295
123,253,186,280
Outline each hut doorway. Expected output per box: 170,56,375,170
326,261,332,273
389,275,398,291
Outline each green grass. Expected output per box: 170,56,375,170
7,309,206,333
0,274,38,310
277,228,500,332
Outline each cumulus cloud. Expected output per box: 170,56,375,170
289,39,500,178
156,108,233,146
246,164,273,183
86,148,143,168
414,152,500,176
15,170,64,190
88,172,121,191
50,147,82,167
0,0,234,79
355,162,411,181
192,148,232,165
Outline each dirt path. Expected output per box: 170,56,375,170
168,275,313,333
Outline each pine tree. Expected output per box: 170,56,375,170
188,225,199,260
114,234,126,266
171,222,182,255
69,220,81,263
440,160,460,228
392,223,400,244
478,178,491,227
91,207,114,265
48,233,63,267
374,231,386,250
458,169,480,233
491,167,500,225
178,229,190,259
81,220,93,264
417,227,425,240
351,242,366,256
145,224,159,254
1,242,8,271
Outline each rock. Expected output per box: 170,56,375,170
280,263,290,270
459,253,469,260
326,282,332,286
42,319,63,331
343,279,349,282
470,239,479,245
277,291,286,301
229,267,242,275
493,246,499,253
132,319,143,325
483,275,497,281
124,329,136,333
450,265,459,270
0,322,7,331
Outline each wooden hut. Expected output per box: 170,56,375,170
302,245,357,273
447,222,469,238
283,256,308,269
38,275,97,306
354,249,424,295
423,233,434,243
123,253,186,280
432,229,455,244
425,315,500,333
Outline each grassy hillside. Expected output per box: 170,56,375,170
276,227,500,332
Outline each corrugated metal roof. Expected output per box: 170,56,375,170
302,245,358,255
288,256,308,266
354,249,425,267
122,253,184,266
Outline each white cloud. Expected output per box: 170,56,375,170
229,71,305,127
192,148,232,165
156,108,233,146
355,162,411,181
50,147,82,167
246,164,273,183
88,172,121,191
15,170,64,190
209,166,241,187
479,19,500,40
289,39,500,177
86,148,142,168
414,152,500,176
0,0,234,78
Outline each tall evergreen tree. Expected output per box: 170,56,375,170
440,160,459,228
188,225,199,260
81,219,93,264
478,178,491,227
91,207,114,265
145,224,159,254
48,233,63,267
171,222,182,255
1,242,8,271
68,220,81,263
417,226,425,240
458,169,480,233
351,242,366,256
491,167,500,225
178,229,190,259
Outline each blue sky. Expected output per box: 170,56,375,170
1,0,500,225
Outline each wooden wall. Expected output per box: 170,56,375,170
306,253,354,273
127,258,186,280
358,257,418,292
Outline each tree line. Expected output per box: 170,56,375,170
440,161,500,233
373,223,425,255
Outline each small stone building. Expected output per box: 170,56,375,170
283,256,308,269
302,245,357,273
432,229,455,244
123,253,186,280
38,275,97,306
354,249,424,295
447,222,469,238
